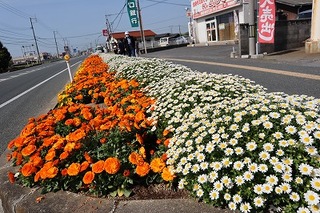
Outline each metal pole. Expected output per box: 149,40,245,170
248,0,255,56
311,0,320,41
137,0,147,54
53,31,59,58
30,18,41,63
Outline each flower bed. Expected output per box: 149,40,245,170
7,54,320,212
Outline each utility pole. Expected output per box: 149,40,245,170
248,0,255,56
30,17,41,63
53,31,59,58
137,0,147,54
305,0,320,53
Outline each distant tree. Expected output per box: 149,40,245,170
0,41,12,73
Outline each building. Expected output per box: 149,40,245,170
190,0,312,45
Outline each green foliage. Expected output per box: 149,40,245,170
0,41,12,73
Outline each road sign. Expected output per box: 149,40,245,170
102,29,109,36
127,0,139,28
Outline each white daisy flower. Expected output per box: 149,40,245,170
276,149,284,156
266,175,279,185
262,183,273,194
259,151,270,161
314,131,320,139
281,183,292,194
259,164,268,173
246,141,257,151
235,176,244,186
309,204,320,213
275,186,283,194
295,177,304,184
219,142,228,149
299,163,313,176
196,189,204,198
263,121,273,129
230,124,239,131
224,193,231,201
297,207,310,213
243,171,254,181
209,189,219,200
224,148,234,156
235,147,244,155
304,190,319,205
258,133,266,139
263,143,274,152
200,162,209,170
301,135,314,145
311,178,320,191
248,163,258,173
233,161,244,171
253,197,264,207
205,143,215,153
214,181,223,191
196,153,206,162
228,202,237,211
282,158,293,166
282,173,293,182
208,171,218,183
197,174,208,184
279,140,288,147
254,184,263,195
290,192,300,202
285,125,297,134
233,194,242,204
191,164,200,173
306,146,318,156
273,131,283,139
240,202,252,213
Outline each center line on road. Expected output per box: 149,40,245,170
167,58,320,81
0,61,81,109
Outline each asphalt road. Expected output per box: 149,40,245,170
144,45,320,98
0,56,86,154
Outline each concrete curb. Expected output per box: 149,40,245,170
0,151,233,213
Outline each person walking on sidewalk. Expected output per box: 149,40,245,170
124,31,136,57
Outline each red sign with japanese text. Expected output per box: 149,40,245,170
258,0,275,43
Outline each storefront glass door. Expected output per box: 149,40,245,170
206,19,218,42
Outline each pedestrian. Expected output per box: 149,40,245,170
123,31,136,57
117,39,125,55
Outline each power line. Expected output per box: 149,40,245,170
144,0,189,7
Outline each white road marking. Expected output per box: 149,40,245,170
0,61,81,109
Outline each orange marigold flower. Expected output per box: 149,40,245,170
73,117,82,126
104,157,121,175
61,168,68,176
13,137,24,148
67,163,81,176
128,152,144,166
6,153,12,161
7,139,15,150
8,172,15,183
80,161,90,172
123,169,130,177
21,162,37,177
136,162,150,177
164,138,171,147
84,152,93,163
163,129,171,137
83,171,95,184
161,167,175,182
30,155,43,167
135,111,145,123
139,147,146,159
150,158,166,173
136,133,144,145
45,150,56,161
64,142,76,152
65,119,74,126
161,153,168,161
92,160,105,174
46,167,59,179
16,153,23,166
59,151,69,160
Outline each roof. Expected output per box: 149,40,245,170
112,30,156,40
276,0,312,6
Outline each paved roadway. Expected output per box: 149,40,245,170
0,56,86,154
144,45,320,98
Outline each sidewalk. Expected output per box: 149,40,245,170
0,149,233,213
263,46,320,67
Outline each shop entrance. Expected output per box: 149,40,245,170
206,18,218,42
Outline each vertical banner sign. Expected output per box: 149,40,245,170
233,10,239,37
127,0,139,28
258,0,275,43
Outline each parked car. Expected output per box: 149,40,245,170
175,36,188,45
159,37,175,46
297,9,312,19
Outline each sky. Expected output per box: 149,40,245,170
0,0,191,58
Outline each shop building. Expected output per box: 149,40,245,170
190,0,312,45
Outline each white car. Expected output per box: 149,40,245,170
175,36,188,44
